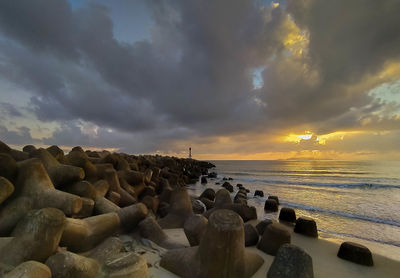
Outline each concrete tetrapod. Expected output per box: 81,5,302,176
87,237,149,278
45,251,101,278
158,188,194,228
0,159,82,235
60,212,120,252
0,153,17,182
139,215,185,249
184,214,208,246
65,150,98,182
160,209,264,278
203,189,257,222
0,208,66,268
30,148,84,187
0,177,14,205
4,261,51,278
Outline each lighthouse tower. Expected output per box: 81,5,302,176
189,147,192,159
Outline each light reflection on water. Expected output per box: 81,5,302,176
187,160,400,261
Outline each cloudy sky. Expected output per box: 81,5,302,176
0,0,399,160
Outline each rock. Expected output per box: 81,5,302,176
0,177,14,205
264,199,278,212
254,190,264,197
255,219,273,235
294,217,318,238
208,172,217,178
222,181,233,192
158,188,193,229
60,213,120,252
4,261,51,278
244,224,259,246
139,215,185,249
45,250,101,278
279,207,296,223
184,215,208,246
237,183,243,188
199,188,215,201
0,208,66,266
267,244,314,278
160,209,264,278
257,222,291,256
0,153,17,182
337,242,374,266
201,176,208,184
268,195,280,205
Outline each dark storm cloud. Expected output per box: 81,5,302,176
0,0,288,138
258,0,400,133
287,0,400,82
0,0,399,152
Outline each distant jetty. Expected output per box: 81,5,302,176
0,140,398,277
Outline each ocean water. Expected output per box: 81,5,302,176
187,160,400,261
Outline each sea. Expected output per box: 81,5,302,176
186,160,400,261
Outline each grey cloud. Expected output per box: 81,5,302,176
287,0,400,83
0,125,37,145
0,0,399,153
0,102,23,117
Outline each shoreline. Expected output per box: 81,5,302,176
0,140,398,277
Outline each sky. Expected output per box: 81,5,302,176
0,0,399,160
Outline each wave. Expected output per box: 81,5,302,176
235,176,400,190
279,201,400,228
319,228,400,248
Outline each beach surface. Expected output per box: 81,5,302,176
142,226,400,278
